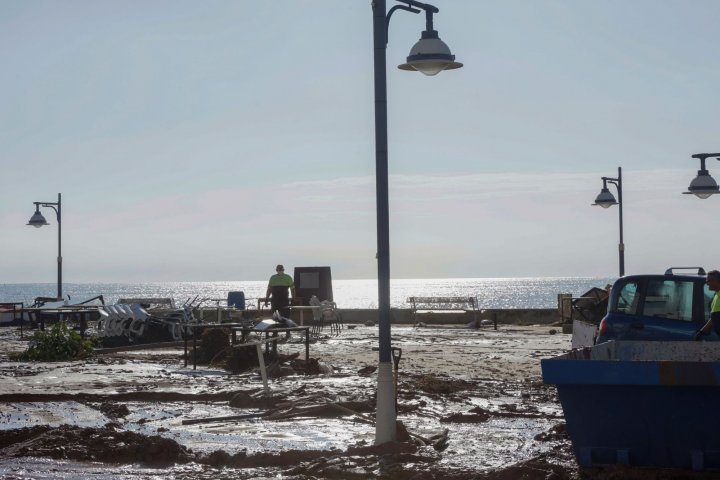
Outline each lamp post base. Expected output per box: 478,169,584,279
375,361,396,444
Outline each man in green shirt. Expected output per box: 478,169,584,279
265,264,295,318
695,270,720,340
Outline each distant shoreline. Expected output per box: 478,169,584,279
1,277,613,310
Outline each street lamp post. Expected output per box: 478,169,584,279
593,168,624,277
27,193,63,300
683,153,720,199
371,0,461,444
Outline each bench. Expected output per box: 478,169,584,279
406,296,479,326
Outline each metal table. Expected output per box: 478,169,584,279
183,323,311,370
232,326,311,362
22,306,101,338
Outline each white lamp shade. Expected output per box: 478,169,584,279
27,211,49,227
684,171,719,199
593,188,617,208
398,30,463,76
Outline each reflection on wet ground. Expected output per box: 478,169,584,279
0,324,580,478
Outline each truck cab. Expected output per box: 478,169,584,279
595,267,715,343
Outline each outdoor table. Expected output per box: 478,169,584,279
182,323,311,370
182,322,248,369
232,326,311,362
22,306,101,338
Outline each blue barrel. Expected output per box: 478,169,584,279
227,291,245,310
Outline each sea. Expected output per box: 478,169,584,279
0,277,615,309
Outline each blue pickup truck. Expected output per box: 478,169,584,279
595,267,715,343
547,268,720,470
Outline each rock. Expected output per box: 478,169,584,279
549,329,557,335
364,320,375,327
358,365,377,375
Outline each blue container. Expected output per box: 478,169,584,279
542,341,720,470
227,291,245,310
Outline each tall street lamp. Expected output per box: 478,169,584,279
593,168,624,277
683,153,720,199
372,0,461,444
27,193,63,300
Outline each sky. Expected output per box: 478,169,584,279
1,0,719,283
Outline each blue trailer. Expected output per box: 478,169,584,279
541,341,720,470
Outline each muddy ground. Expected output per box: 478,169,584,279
0,323,713,479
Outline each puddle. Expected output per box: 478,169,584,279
0,402,109,430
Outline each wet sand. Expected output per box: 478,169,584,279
0,323,709,479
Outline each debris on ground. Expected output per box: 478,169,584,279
0,324,631,478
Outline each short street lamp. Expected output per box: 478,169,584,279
593,167,624,277
372,0,461,444
27,193,63,300
683,153,720,199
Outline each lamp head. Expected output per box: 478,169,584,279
684,169,720,199
27,209,49,228
398,29,463,76
593,187,617,208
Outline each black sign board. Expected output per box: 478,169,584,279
293,266,333,306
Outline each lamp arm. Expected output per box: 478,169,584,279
386,4,420,43
400,0,439,14
386,0,441,43
602,176,620,193
35,202,60,223
691,153,720,161
33,201,60,221
691,154,720,172
40,204,60,221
